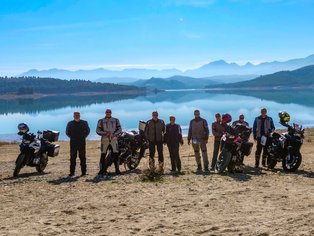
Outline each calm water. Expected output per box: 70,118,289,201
1,90,314,141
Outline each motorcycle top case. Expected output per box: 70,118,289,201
47,143,60,157
43,130,60,142
242,141,253,156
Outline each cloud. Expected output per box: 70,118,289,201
181,31,201,39
167,0,216,7
16,21,104,32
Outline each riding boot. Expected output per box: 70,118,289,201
157,162,164,174
113,153,121,175
149,158,155,172
98,153,107,175
255,155,260,168
262,155,267,167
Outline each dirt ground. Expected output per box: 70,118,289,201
0,130,314,236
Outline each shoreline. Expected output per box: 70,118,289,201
1,127,314,143
0,90,148,100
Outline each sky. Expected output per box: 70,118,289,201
0,0,314,76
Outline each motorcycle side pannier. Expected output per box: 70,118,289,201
43,130,60,142
47,144,60,157
139,120,146,132
242,141,253,156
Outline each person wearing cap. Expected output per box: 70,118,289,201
66,112,90,177
144,111,166,173
232,114,249,128
188,109,210,172
164,115,184,173
96,109,122,176
211,113,224,170
253,108,275,168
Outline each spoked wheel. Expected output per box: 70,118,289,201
127,152,141,170
282,151,302,172
214,149,231,174
13,154,25,177
36,153,48,173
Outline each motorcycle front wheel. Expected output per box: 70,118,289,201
282,151,302,172
127,152,141,170
13,154,25,177
36,153,48,173
214,149,231,174
267,154,277,169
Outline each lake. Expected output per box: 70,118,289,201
1,90,314,141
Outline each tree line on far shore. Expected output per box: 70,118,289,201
0,76,145,95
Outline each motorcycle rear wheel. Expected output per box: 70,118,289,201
282,152,302,172
214,149,231,174
13,154,25,177
36,153,48,173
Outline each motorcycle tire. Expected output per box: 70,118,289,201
282,152,302,172
267,155,277,169
99,148,112,171
227,158,236,173
214,149,231,174
36,153,48,173
127,153,141,170
13,154,25,177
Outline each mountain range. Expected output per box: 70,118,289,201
20,55,314,83
206,65,314,89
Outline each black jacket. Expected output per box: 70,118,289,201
144,119,165,142
164,123,183,145
66,120,90,144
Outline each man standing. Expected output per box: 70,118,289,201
164,115,184,173
66,112,90,177
96,109,122,176
144,111,165,173
232,114,249,128
188,109,209,172
211,113,224,170
253,108,275,168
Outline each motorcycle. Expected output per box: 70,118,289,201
14,124,60,177
100,121,148,172
266,122,304,172
214,124,253,174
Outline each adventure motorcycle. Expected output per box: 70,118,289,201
266,122,304,172
14,123,60,177
214,124,253,174
100,121,148,171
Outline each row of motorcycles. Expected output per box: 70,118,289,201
214,112,305,174
14,121,149,177
14,113,305,177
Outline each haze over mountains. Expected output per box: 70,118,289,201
207,65,314,89
20,55,314,84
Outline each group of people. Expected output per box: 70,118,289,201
65,108,275,177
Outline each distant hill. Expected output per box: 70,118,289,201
206,65,314,89
129,75,220,89
19,54,314,81
0,77,145,95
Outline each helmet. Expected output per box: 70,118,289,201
17,123,29,134
222,113,232,124
278,111,290,123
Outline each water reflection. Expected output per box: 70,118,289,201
1,90,314,141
